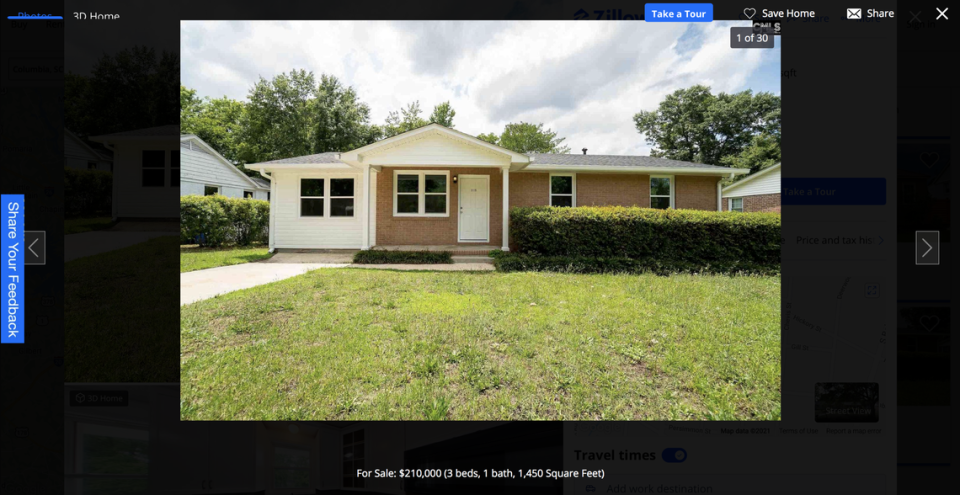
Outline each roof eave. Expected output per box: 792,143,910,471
523,164,749,175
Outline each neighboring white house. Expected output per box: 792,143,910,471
179,134,270,200
89,125,181,219
65,128,113,171
721,163,781,213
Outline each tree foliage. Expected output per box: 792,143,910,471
66,46,179,139
633,85,780,166
429,101,456,127
482,122,570,154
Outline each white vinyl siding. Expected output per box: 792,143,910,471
722,165,781,198
113,143,180,218
180,147,256,191
364,134,510,167
64,133,112,171
272,170,364,249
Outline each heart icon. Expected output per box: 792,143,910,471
920,152,939,168
919,315,940,331
744,8,757,19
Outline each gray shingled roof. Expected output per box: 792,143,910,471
529,153,735,170
250,177,271,189
252,152,344,165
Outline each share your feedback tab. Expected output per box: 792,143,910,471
645,3,713,22
3,195,24,344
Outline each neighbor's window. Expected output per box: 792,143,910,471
330,178,355,217
204,185,219,196
550,174,575,207
273,447,310,489
731,197,744,212
394,171,449,216
650,176,673,209
141,150,165,187
243,191,254,199
87,161,97,170
71,423,149,495
342,429,365,488
300,178,325,217
170,151,180,187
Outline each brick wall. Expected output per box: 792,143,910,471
675,175,721,211
721,193,781,213
376,167,502,246
509,172,549,207
577,173,649,206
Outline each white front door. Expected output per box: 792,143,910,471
458,176,489,242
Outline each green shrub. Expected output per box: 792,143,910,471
65,168,112,217
493,253,779,276
510,206,780,267
353,250,453,264
180,195,269,247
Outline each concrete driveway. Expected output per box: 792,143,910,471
180,261,347,306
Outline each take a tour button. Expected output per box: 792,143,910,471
645,3,713,22
781,178,886,205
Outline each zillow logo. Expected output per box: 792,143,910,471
574,8,642,20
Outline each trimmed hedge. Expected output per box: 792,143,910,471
493,253,779,276
180,195,269,247
510,206,781,267
65,168,112,218
353,250,453,264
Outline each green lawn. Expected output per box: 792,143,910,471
65,217,116,235
66,236,180,382
180,245,273,272
181,269,781,420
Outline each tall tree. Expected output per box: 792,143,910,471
429,101,456,128
242,69,317,163
496,122,570,154
313,74,381,152
66,46,179,138
179,90,249,171
633,85,781,166
476,132,500,146
382,101,429,137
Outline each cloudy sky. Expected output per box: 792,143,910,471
181,21,780,156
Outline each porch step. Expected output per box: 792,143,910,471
451,255,494,265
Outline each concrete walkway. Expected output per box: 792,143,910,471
180,262,347,305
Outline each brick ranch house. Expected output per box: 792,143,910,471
249,124,750,252
721,163,781,213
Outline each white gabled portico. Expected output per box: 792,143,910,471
253,124,529,251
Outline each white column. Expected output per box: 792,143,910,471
266,171,276,251
717,179,722,211
502,167,510,251
361,165,371,250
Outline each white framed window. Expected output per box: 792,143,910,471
273,446,311,489
730,197,744,212
650,175,674,209
299,178,325,217
141,150,165,187
330,178,355,217
299,176,357,218
204,185,220,196
549,173,576,207
393,170,450,217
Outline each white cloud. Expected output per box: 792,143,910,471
181,20,778,155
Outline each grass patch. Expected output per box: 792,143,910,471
66,236,180,382
180,244,272,272
65,217,116,235
181,269,781,420
353,250,453,264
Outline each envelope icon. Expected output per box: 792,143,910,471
847,8,862,19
